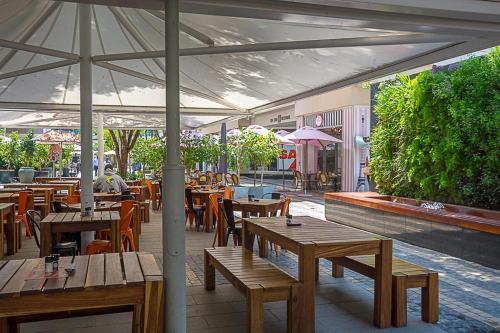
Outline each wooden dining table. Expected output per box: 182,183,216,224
66,201,141,250
93,192,139,202
3,183,77,196
191,188,224,232
39,211,121,257
0,252,163,333
233,198,282,218
0,203,15,259
242,216,393,332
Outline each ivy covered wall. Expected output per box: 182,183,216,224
371,48,499,209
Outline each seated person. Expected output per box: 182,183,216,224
93,164,128,193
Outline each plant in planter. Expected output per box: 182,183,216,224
199,135,221,172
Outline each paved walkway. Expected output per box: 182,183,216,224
8,195,500,333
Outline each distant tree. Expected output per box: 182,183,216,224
108,130,141,177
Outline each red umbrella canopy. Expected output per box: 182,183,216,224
284,126,342,147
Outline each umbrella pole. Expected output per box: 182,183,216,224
304,142,308,194
59,142,62,180
281,145,285,190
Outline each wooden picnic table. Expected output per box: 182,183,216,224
40,211,121,257
0,252,163,333
191,188,224,232
0,203,15,259
242,216,393,332
0,189,54,218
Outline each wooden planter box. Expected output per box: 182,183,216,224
325,192,500,269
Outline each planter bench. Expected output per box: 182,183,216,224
329,255,438,327
204,247,302,333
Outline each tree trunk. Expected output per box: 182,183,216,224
108,129,141,178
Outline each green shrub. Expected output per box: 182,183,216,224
371,48,500,209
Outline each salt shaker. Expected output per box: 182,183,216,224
45,256,54,274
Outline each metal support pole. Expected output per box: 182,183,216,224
97,113,104,176
79,3,94,250
219,123,227,174
163,0,186,332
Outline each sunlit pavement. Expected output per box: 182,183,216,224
10,193,500,333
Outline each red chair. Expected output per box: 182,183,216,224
17,191,32,238
86,206,135,254
146,180,161,210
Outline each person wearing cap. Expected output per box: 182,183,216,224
93,164,128,193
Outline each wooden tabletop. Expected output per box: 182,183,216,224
242,216,393,331
0,252,163,332
93,192,139,201
40,211,121,257
234,198,282,207
191,188,224,195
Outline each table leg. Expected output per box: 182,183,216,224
142,276,164,333
217,207,226,247
242,221,254,252
205,196,212,232
111,219,121,253
40,222,52,257
374,239,392,328
298,244,315,333
0,209,4,260
258,237,268,258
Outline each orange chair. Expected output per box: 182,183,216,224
86,206,136,254
223,187,233,200
146,180,161,210
66,194,80,204
16,191,32,238
210,193,221,247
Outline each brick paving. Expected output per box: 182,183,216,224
6,193,500,333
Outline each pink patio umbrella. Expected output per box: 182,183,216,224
284,126,342,193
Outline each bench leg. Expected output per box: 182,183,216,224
143,277,164,333
331,259,344,278
422,272,439,324
392,274,407,327
133,304,143,333
204,250,215,290
247,287,264,333
0,317,16,333
287,283,303,333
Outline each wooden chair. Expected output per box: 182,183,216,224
224,173,233,185
205,247,302,333
221,199,242,246
185,188,205,231
318,172,329,190
26,210,78,257
293,170,303,190
231,173,240,185
329,255,439,327
215,172,223,184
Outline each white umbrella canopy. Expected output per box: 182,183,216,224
0,0,485,130
274,130,294,145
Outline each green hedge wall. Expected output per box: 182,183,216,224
371,48,499,210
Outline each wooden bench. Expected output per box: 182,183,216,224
329,255,438,327
204,247,302,333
